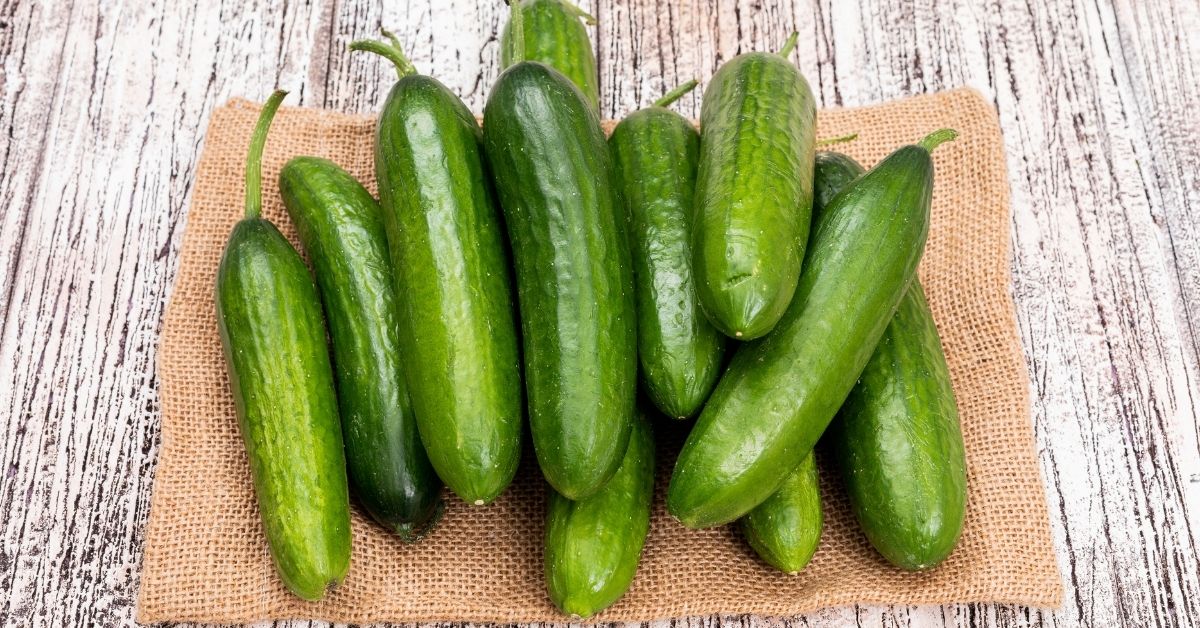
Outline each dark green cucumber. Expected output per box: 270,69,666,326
483,61,636,500
278,156,442,540
739,452,822,573
692,33,816,340
609,80,726,419
500,0,599,111
812,151,865,212
831,280,966,570
545,411,654,618
215,91,350,600
352,34,522,505
667,130,957,529
815,151,966,570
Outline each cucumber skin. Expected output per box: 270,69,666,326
215,218,351,600
831,280,966,570
609,107,726,419
815,151,967,570
373,75,523,505
278,157,443,539
740,452,822,574
667,143,934,529
545,412,654,619
692,51,817,340
812,151,865,212
483,62,636,500
500,0,599,111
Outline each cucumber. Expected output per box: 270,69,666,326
739,452,822,574
351,34,523,505
831,281,966,570
500,0,599,111
278,156,442,540
214,91,350,600
815,151,967,570
544,411,654,619
692,32,817,340
609,80,726,419
667,130,957,529
482,59,636,500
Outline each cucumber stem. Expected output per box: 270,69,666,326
349,30,417,79
508,0,526,64
778,31,799,58
653,79,699,108
816,132,858,147
562,0,597,25
244,90,287,220
918,128,958,152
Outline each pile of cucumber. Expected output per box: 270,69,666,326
213,0,967,616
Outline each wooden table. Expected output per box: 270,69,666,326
2,1,1197,626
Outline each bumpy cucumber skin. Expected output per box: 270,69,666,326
667,143,935,529
545,412,654,619
215,218,351,600
812,151,865,213
373,75,523,505
740,452,822,574
831,279,966,570
500,0,599,111
814,151,966,570
278,157,443,540
483,62,636,500
609,107,726,419
692,51,816,340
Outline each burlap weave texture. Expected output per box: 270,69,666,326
139,87,1062,624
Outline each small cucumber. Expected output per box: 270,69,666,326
667,130,957,529
500,0,599,111
279,156,442,540
815,151,966,570
609,80,726,419
544,412,654,619
215,91,350,600
352,34,523,505
483,58,636,500
692,32,817,340
739,452,822,574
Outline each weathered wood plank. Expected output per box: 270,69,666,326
0,0,1197,626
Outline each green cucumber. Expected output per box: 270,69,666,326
692,32,817,340
815,151,966,570
609,80,726,419
279,156,442,540
667,130,957,529
739,452,822,573
215,91,350,600
482,59,636,500
545,411,654,618
352,33,522,505
500,0,599,111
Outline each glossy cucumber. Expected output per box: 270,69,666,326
544,412,654,619
692,33,816,340
483,60,636,500
739,452,822,574
815,151,967,570
279,156,443,540
215,91,350,600
351,35,523,505
500,0,599,111
609,80,726,419
667,130,957,529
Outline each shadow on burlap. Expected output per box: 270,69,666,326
139,88,1063,624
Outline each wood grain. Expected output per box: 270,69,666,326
1,0,1197,626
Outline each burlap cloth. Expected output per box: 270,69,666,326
139,87,1062,624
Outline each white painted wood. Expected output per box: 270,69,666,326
1,0,1197,626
